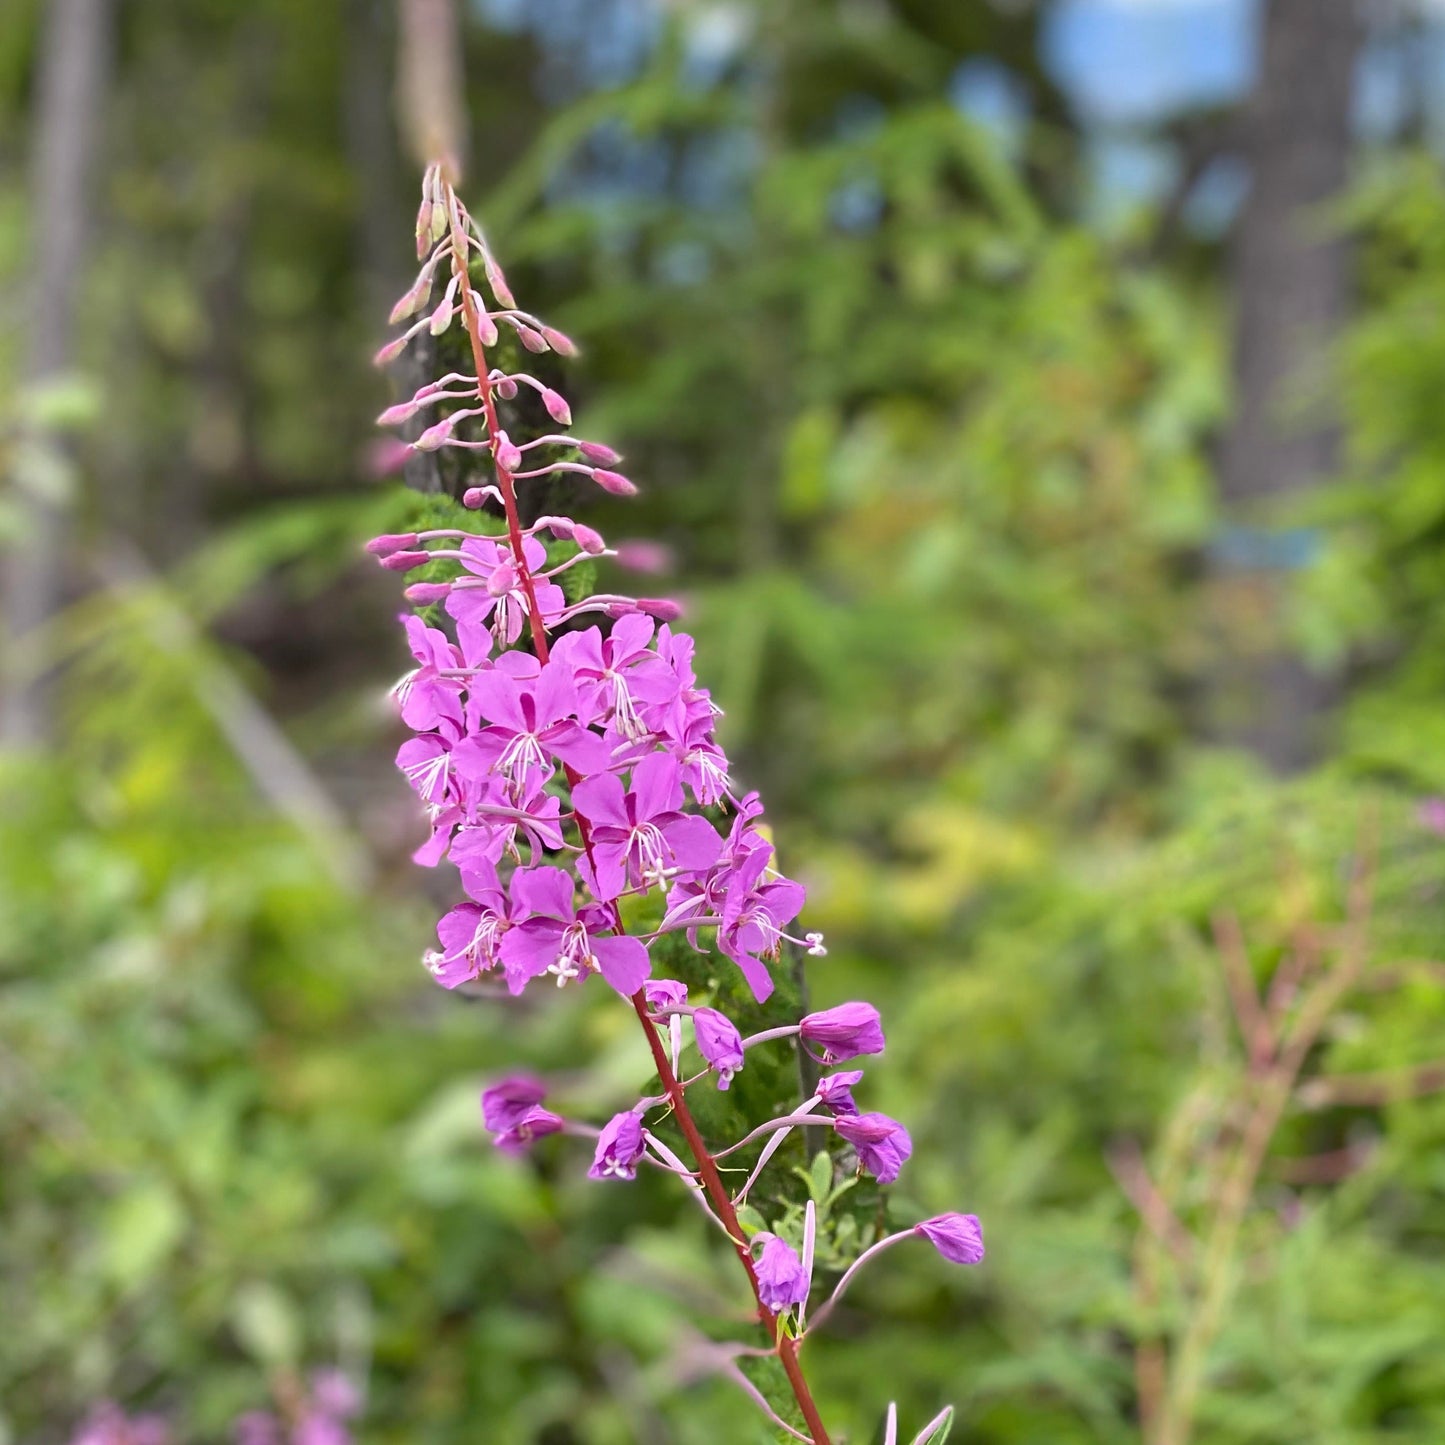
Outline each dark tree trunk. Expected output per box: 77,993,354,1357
1214,0,1366,772
1,0,114,746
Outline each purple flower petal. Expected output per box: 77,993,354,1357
914,1213,985,1266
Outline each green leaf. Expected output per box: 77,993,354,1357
101,1180,185,1290
231,1281,301,1368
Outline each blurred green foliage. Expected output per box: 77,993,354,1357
4,3,1445,1443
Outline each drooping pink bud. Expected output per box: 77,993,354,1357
514,324,549,354
543,517,575,541
616,540,672,574
365,532,419,556
495,376,519,400
493,430,523,472
541,388,572,426
415,415,459,451
373,335,408,368
542,326,578,357
592,469,637,497
913,1214,985,1266
404,581,452,603
415,198,434,259
389,273,432,324
462,487,489,508
578,440,621,465
572,523,607,555
478,312,499,346
637,597,684,621
366,438,412,478
428,299,454,336
378,550,432,572
485,257,516,309
376,399,420,427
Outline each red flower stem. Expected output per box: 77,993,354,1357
445,187,832,1445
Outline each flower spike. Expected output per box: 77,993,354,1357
365,166,978,1445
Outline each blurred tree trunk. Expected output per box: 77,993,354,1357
346,0,405,323
1,0,113,747
1213,0,1365,772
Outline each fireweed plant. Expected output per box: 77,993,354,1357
369,165,984,1444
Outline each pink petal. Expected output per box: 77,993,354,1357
593,934,651,996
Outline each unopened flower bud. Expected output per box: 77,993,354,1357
616,540,671,574
378,549,431,572
495,376,519,401
376,399,420,427
429,299,454,336
365,532,419,556
578,440,622,465
592,468,637,497
415,415,458,451
389,274,432,324
493,430,523,472
367,438,412,478
542,326,579,357
637,597,683,621
541,388,571,426
373,335,408,368
515,323,549,353
404,582,452,603
572,523,606,555
415,198,434,259
478,312,499,346
485,257,516,309
462,487,488,509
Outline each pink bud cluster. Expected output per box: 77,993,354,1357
368,163,979,1444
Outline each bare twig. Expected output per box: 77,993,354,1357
1297,1060,1445,1110
1212,911,1273,1071
1107,1140,1198,1273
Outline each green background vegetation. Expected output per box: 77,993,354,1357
3,2,1445,1441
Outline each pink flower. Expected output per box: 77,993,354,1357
589,1110,645,1180
552,616,674,740
454,659,607,787
447,534,566,649
693,1006,745,1089
499,866,650,996
482,1076,564,1153
835,1112,912,1185
425,871,522,988
573,753,722,900
816,1069,864,1116
753,1233,809,1313
800,1003,885,1064
914,1213,985,1265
